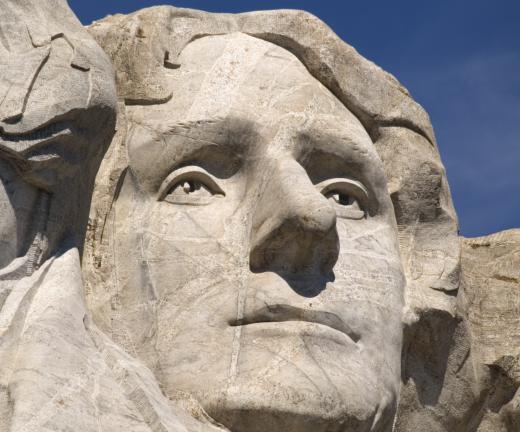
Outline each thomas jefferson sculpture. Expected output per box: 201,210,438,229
84,6,460,432
1,2,519,432
89,31,405,432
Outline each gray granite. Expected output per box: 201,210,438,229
1,2,518,431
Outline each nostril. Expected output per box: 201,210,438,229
249,222,340,276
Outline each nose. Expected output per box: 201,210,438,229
249,157,339,276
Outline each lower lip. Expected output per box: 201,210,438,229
234,321,359,348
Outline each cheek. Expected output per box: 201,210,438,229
140,199,252,297
324,217,404,377
332,216,404,310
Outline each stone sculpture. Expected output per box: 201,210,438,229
1,2,518,432
87,30,406,432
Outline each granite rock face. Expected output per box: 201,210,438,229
0,2,518,432
394,229,520,432
461,230,520,431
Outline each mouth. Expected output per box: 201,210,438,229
229,304,360,343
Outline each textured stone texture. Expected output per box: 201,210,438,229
394,230,520,432
462,230,520,431
0,2,518,432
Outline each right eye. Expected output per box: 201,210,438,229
157,166,225,206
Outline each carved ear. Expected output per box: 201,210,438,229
375,127,460,308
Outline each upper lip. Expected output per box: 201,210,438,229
229,304,360,343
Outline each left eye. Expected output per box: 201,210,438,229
315,178,369,220
328,192,355,206
158,166,225,206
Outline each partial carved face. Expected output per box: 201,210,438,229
0,3,116,274
116,33,404,431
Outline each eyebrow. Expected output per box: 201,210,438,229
295,124,385,197
162,116,260,152
127,116,260,185
297,125,377,167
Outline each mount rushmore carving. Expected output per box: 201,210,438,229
0,1,518,431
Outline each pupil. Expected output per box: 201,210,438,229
338,194,350,205
180,181,202,194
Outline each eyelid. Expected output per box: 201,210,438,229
157,166,225,201
315,178,370,208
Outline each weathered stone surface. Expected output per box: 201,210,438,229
463,230,520,366
1,2,518,432
394,230,520,432
462,230,520,431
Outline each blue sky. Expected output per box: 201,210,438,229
69,0,520,237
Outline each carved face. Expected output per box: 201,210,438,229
0,6,116,274
115,33,404,432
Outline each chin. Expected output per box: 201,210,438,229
197,379,396,432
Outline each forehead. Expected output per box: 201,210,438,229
127,32,371,147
